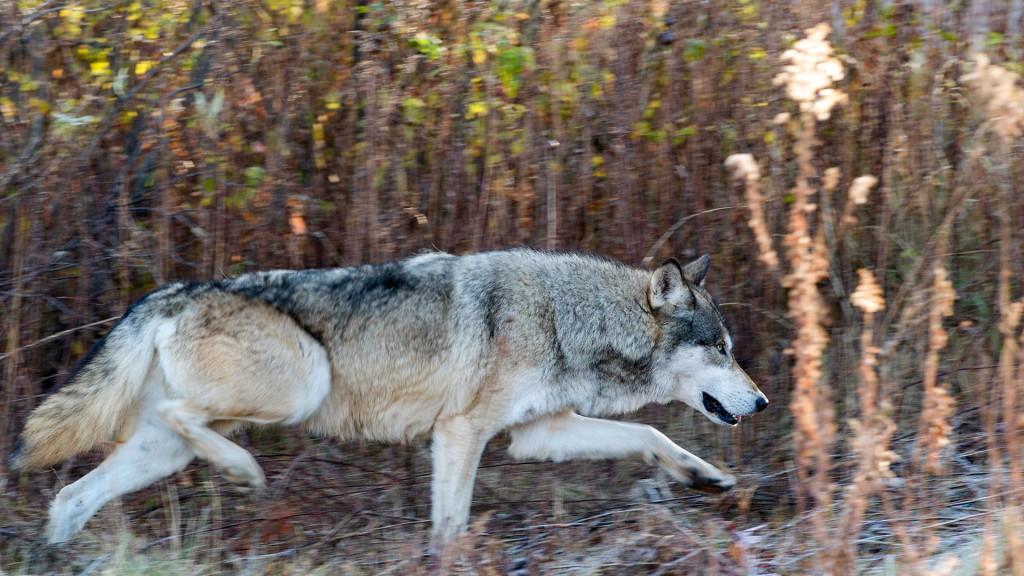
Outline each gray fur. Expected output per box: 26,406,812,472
14,249,768,544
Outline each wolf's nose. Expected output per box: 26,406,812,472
754,397,768,413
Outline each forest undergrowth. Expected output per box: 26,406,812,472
1,1,1023,574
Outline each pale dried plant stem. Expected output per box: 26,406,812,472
834,270,898,575
888,231,956,574
724,154,778,270
757,22,847,555
997,187,1023,497
914,228,954,474
785,111,834,544
996,185,1024,576
963,51,1024,572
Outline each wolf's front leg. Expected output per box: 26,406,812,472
430,414,489,547
508,410,735,493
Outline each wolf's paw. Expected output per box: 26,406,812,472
688,471,736,494
221,463,266,490
45,519,78,546
654,452,735,494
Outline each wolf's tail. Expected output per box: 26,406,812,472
10,297,166,470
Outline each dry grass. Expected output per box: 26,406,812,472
2,2,1023,574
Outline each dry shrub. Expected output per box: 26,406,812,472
960,54,1024,143
915,265,957,476
963,52,1024,576
772,23,848,122
833,269,897,573
724,154,777,269
730,22,1020,575
732,22,850,555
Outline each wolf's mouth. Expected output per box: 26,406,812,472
702,392,739,426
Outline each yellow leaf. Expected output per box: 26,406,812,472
29,98,49,114
135,60,155,75
90,61,110,75
61,7,84,22
466,101,488,119
472,49,487,65
0,98,14,121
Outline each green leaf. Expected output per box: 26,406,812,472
403,97,427,124
244,166,266,186
683,39,706,62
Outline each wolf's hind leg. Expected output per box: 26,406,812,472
46,410,195,544
508,411,735,493
157,399,265,489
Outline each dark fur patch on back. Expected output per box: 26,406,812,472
226,280,331,346
349,264,417,301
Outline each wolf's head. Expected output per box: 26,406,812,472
649,256,768,426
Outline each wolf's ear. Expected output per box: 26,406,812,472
649,259,696,312
682,254,711,287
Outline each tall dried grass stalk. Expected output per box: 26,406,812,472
724,154,778,268
915,263,956,476
963,52,1024,576
775,23,845,541
732,22,850,558
832,269,897,574
997,191,1024,576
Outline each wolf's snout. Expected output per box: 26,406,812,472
755,396,768,413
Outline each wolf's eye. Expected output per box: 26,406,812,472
716,342,727,356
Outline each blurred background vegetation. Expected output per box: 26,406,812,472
1,0,1022,574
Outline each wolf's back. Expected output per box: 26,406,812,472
10,294,167,470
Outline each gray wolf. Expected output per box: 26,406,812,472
11,249,768,544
